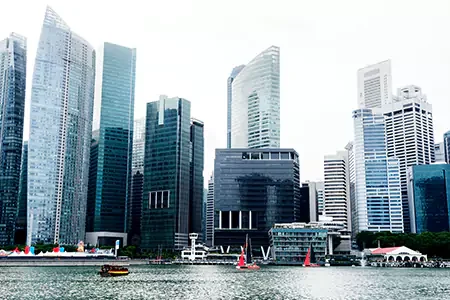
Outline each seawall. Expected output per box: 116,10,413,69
0,259,148,267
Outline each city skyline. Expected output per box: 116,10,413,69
1,1,450,185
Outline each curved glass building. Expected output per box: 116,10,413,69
230,46,280,149
27,7,96,245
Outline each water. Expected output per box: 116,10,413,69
1,265,450,299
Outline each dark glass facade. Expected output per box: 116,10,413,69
86,131,99,233
86,43,136,234
213,148,301,254
15,142,28,245
129,171,143,245
189,120,204,239
408,164,450,233
299,185,311,223
0,34,26,246
141,97,192,251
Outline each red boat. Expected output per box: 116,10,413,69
236,234,260,270
303,245,320,267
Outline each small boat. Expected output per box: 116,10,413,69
99,264,129,277
303,245,320,267
236,234,260,270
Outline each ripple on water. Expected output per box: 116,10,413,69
1,265,450,299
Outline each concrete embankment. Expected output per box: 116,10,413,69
0,259,149,267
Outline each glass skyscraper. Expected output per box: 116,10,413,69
0,33,27,245
86,42,136,237
128,117,145,245
407,164,450,233
351,108,404,235
27,7,96,245
230,46,280,149
141,96,204,251
227,65,245,148
213,148,300,254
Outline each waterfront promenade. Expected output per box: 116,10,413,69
0,259,148,267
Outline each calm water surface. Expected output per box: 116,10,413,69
0,265,449,299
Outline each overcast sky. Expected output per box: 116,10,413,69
2,0,450,185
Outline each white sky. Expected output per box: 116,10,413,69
2,0,450,186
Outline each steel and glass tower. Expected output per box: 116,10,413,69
27,7,96,245
141,96,204,251
0,33,27,246
230,46,280,149
86,42,136,237
351,109,404,235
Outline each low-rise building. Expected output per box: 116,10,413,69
364,246,427,262
269,223,327,265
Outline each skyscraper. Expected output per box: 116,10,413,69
141,96,204,251
381,85,434,232
128,117,145,245
205,173,214,246
0,33,26,246
357,60,392,109
227,65,245,148
444,131,450,164
230,46,280,149
351,108,403,235
189,119,204,239
86,42,136,245
324,151,350,230
27,7,95,245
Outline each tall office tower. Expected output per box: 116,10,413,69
324,151,350,230
15,142,28,245
227,65,245,148
128,117,145,245
141,96,204,251
444,131,450,164
351,108,404,236
85,42,136,247
189,119,204,239
205,173,214,246
357,60,392,109
230,46,280,149
27,7,95,245
435,143,445,162
381,85,434,232
214,148,300,254
0,33,26,246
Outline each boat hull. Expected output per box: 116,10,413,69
99,271,129,277
236,265,260,270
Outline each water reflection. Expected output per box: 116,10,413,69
1,265,450,299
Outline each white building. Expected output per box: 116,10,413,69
205,173,214,246
230,46,280,149
380,85,434,232
351,109,404,236
357,60,392,109
323,152,350,230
